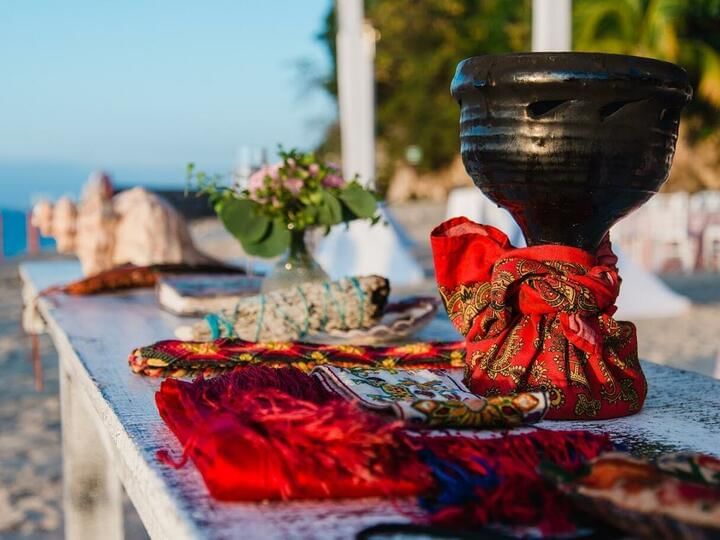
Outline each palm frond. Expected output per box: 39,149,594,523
573,0,641,51
697,43,720,108
642,0,685,60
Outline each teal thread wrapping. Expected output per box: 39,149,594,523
205,314,220,340
296,287,311,337
327,281,346,327
221,316,235,337
320,282,331,329
204,313,236,339
349,277,366,326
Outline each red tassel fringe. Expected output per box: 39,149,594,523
421,430,613,534
156,366,433,500
156,366,612,534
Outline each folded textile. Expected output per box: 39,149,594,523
155,366,613,536
129,338,465,378
431,217,647,420
544,452,720,540
313,365,548,428
180,275,390,342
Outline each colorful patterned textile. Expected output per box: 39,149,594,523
155,366,613,536
656,452,720,487
431,217,647,420
129,338,465,378
544,452,720,539
313,366,548,428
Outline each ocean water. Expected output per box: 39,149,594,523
0,209,55,259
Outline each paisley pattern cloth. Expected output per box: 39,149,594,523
313,365,548,428
656,452,720,487
129,338,465,378
431,217,647,420
545,452,720,540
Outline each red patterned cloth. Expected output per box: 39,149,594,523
431,217,647,420
129,338,465,378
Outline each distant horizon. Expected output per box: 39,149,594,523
0,151,294,211
1,0,335,211
0,158,193,210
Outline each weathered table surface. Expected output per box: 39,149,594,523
20,260,720,540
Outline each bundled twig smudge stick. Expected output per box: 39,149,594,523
181,275,390,342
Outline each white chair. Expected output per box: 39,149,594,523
612,207,654,271
645,193,696,273
702,224,720,271
690,191,720,271
690,190,720,213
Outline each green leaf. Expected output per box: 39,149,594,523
241,219,291,258
217,198,270,244
317,191,343,226
338,182,378,219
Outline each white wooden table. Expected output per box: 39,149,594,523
20,260,720,540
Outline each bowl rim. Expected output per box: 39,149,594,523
452,52,692,100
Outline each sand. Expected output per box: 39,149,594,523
0,204,718,538
0,263,148,539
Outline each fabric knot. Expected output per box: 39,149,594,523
431,217,646,420
488,255,620,319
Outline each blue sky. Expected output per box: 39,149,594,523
0,0,335,209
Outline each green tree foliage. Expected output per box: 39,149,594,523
574,0,720,136
317,0,530,177
316,0,720,178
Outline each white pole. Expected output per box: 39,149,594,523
532,0,572,52
336,0,375,186
321,0,423,286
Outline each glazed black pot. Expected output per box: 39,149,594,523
451,52,692,250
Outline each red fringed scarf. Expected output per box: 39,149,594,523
431,217,647,420
156,366,613,535
156,366,433,500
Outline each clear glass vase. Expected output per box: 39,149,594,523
260,230,329,294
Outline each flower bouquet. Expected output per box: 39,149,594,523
189,148,380,291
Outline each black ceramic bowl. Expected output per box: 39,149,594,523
451,52,692,250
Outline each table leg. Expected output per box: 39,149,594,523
59,355,124,540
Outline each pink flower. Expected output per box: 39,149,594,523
284,177,303,195
248,164,281,197
308,163,320,175
321,162,345,188
322,173,346,188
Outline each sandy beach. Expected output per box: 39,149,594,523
1,204,719,538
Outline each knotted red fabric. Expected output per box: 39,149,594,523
431,217,646,420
